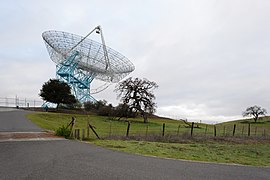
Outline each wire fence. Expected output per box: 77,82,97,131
0,97,44,108
71,121,269,141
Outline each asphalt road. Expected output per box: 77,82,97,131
0,108,42,132
0,108,269,180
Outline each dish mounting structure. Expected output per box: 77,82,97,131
42,26,135,103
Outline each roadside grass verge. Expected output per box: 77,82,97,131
26,112,211,137
27,112,270,166
27,112,270,138
93,139,270,167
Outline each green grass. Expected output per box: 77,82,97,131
27,112,270,138
217,116,270,136
26,112,212,138
27,112,270,135
27,112,270,166
93,139,270,166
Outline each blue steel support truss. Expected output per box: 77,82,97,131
56,51,96,103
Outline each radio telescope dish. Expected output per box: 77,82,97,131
42,25,135,103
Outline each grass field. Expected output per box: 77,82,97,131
26,112,270,166
217,116,270,137
26,112,211,138
27,112,270,138
93,139,270,166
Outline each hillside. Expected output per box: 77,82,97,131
216,116,270,136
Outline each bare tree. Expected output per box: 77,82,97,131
242,105,267,123
115,77,158,123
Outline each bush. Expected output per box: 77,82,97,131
56,125,71,138
114,103,137,119
84,101,96,111
84,100,108,111
97,106,113,116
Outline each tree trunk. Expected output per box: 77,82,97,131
142,113,148,123
254,115,258,123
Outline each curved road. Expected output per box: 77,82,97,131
0,108,42,132
0,109,269,179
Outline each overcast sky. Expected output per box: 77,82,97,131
0,0,270,123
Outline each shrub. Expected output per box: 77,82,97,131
97,106,113,116
84,101,96,111
56,125,71,138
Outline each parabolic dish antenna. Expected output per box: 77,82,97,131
42,25,135,103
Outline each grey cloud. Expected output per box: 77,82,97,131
1,0,270,122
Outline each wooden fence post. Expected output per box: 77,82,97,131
109,120,112,137
87,120,90,138
145,125,148,137
126,121,131,137
191,122,194,137
82,129,85,140
74,129,76,139
67,117,76,138
88,123,100,139
248,123,251,136
74,129,80,139
255,127,257,136
162,123,165,136
177,125,180,136
214,125,216,137
233,124,236,136
205,125,208,136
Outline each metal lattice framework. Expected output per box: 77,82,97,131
42,26,135,103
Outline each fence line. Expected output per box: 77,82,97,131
0,97,43,108
70,121,269,140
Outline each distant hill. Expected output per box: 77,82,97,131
217,116,270,135
219,116,270,125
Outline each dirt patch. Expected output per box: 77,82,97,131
0,132,61,140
